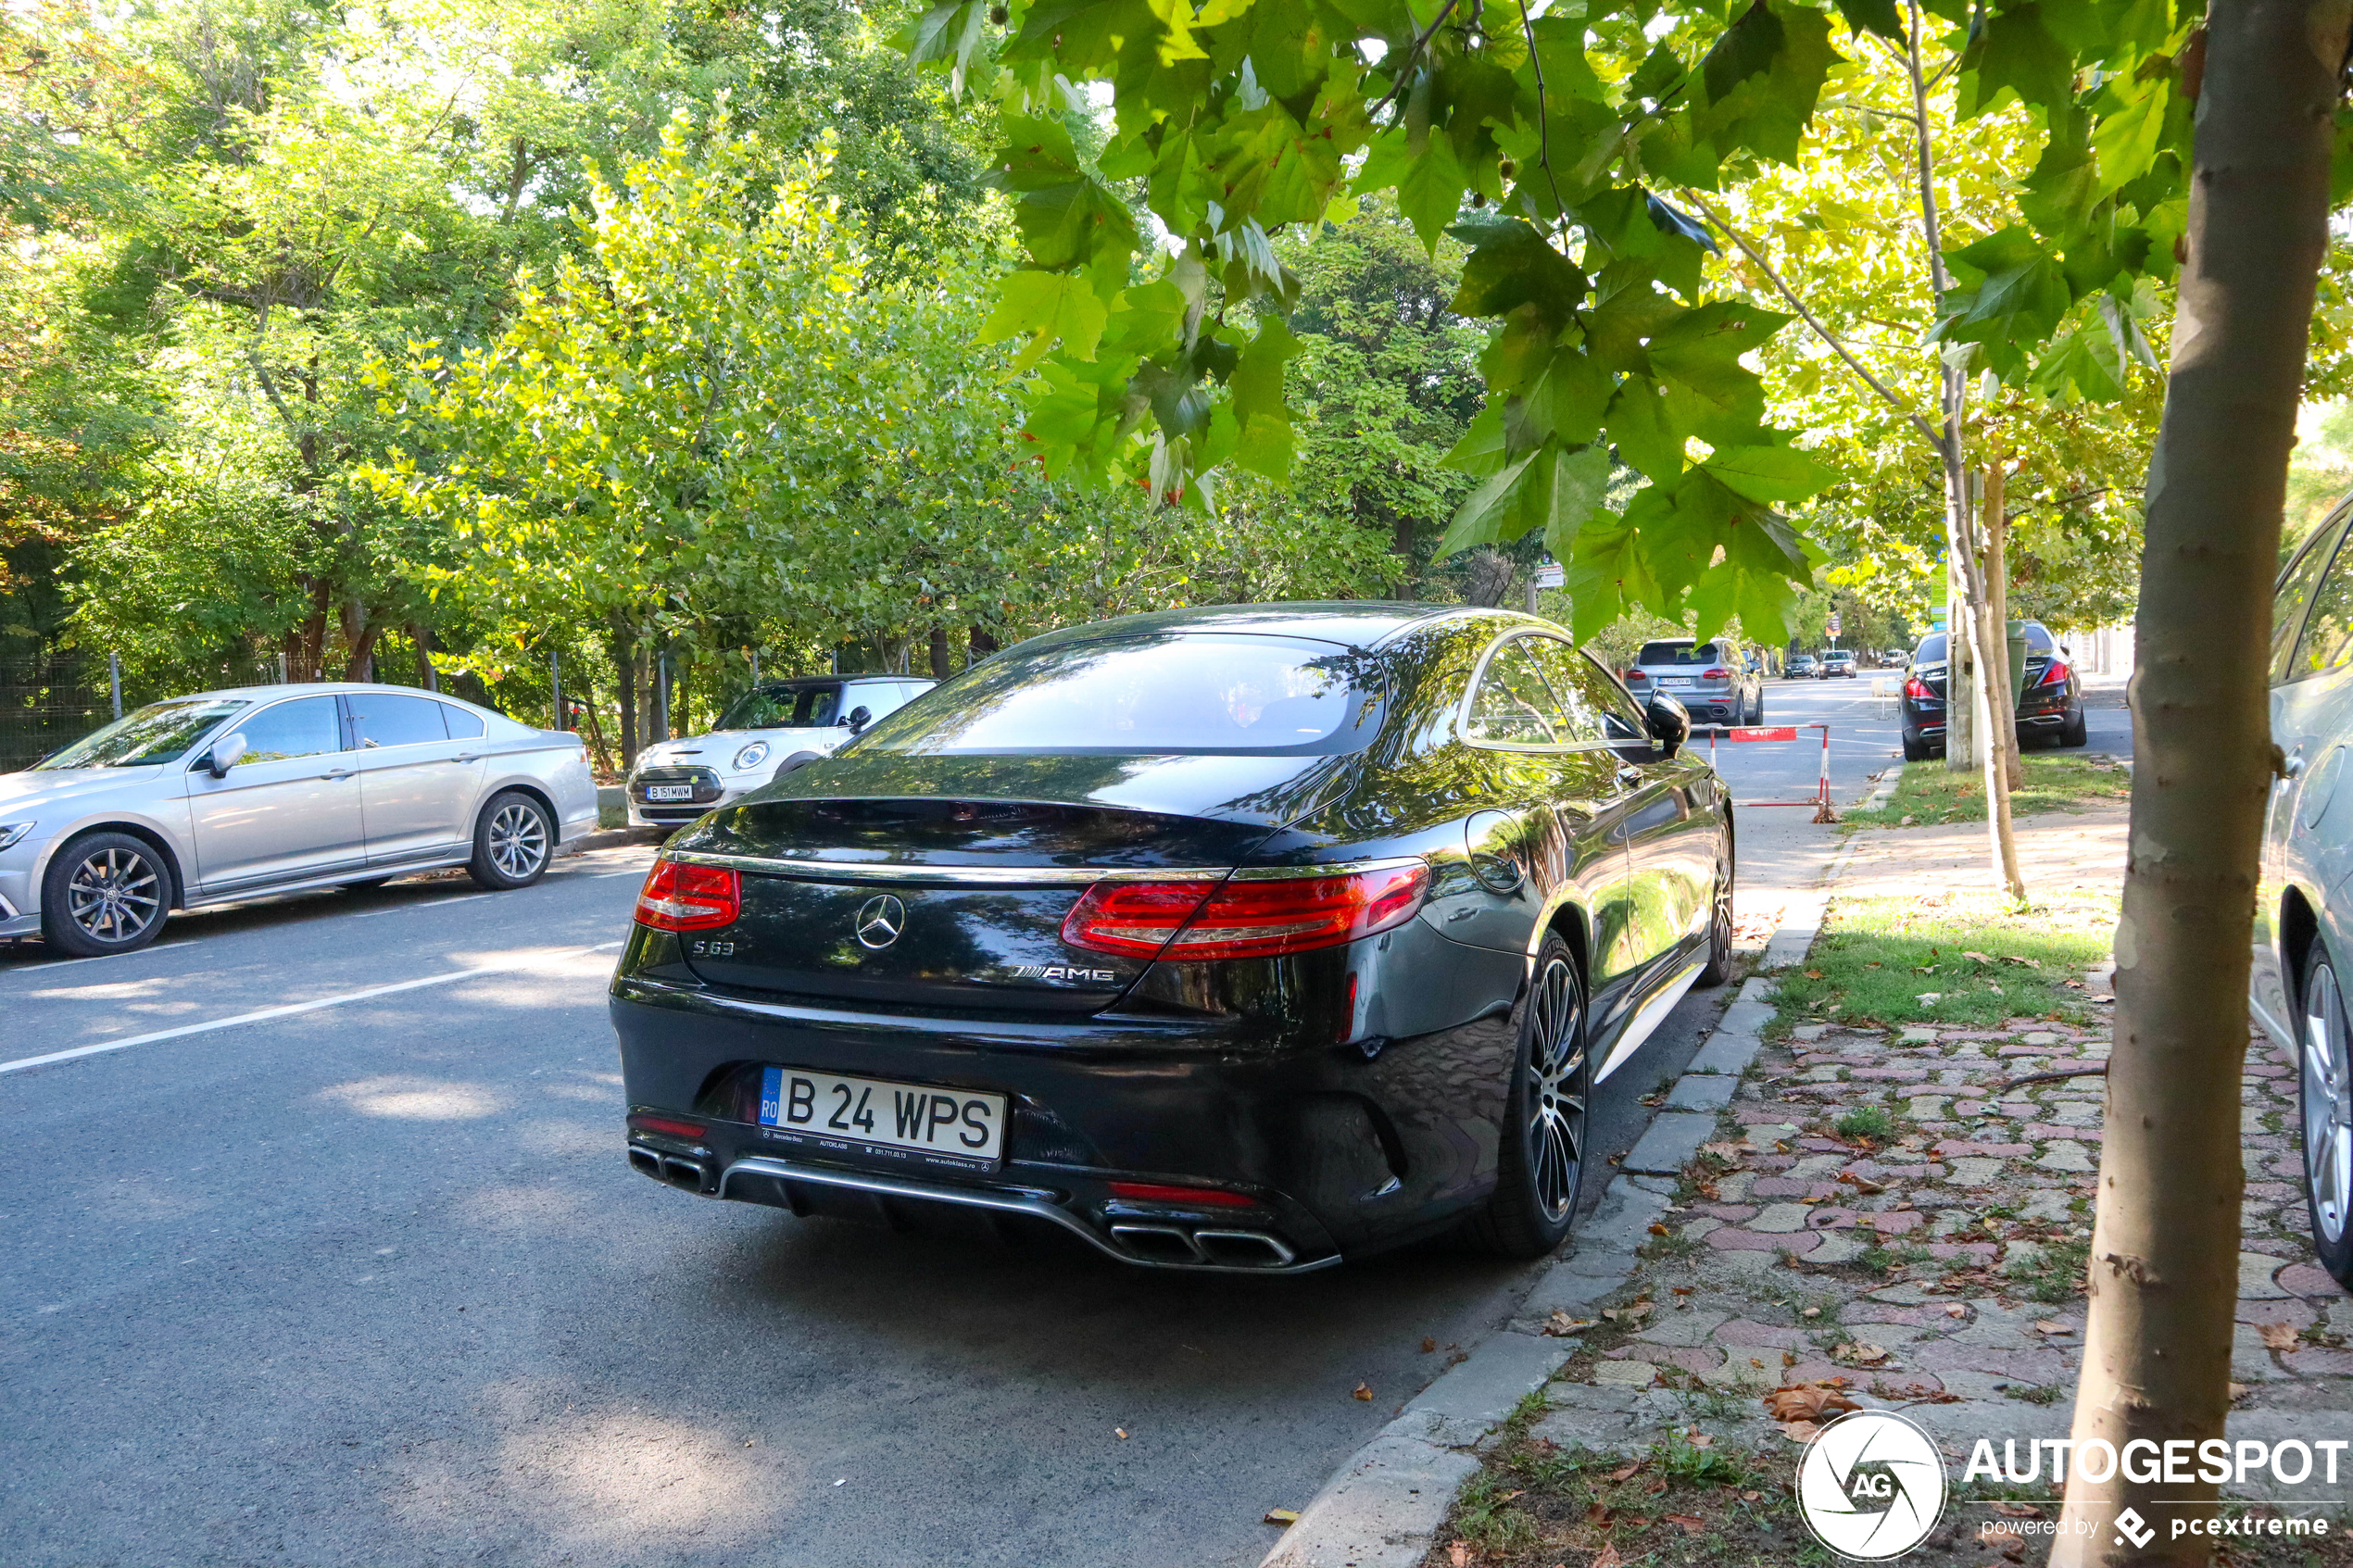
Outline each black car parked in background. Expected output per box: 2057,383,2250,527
611,604,1734,1273
1900,623,2086,760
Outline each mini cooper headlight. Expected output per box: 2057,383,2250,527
732,742,771,771
0,821,35,853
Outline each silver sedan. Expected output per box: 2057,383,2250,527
0,684,598,957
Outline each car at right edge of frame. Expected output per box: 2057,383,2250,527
609,603,1735,1274
2255,494,2353,1288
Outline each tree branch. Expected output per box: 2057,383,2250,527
1680,189,1944,450
1516,7,1569,233
1369,0,1467,119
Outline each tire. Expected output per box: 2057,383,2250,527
1466,934,1592,1259
2297,937,2353,1284
42,832,174,958
1902,734,1928,762
2059,706,2088,747
1696,836,1735,986
468,790,555,890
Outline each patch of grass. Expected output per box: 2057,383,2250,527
1835,1106,1894,1141
1846,752,2131,828
1772,889,2117,1028
2009,1236,2092,1303
1648,1429,1753,1488
2016,1383,2065,1405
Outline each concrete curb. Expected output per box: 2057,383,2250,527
1257,971,1789,1568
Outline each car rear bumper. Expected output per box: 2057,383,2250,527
610,953,1520,1269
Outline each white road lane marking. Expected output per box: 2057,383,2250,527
0,942,623,1077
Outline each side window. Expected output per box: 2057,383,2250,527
2295,529,2353,680
2276,515,2349,683
438,704,486,740
349,692,452,748
1547,646,1655,749
233,696,344,762
1519,637,1611,745
802,686,842,726
1465,639,1572,746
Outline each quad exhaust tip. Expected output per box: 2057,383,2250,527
1109,1223,1296,1269
629,1145,712,1194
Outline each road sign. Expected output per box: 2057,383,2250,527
1532,559,1565,589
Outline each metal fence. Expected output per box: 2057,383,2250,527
0,652,313,771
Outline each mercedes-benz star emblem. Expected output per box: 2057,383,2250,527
854,894,906,950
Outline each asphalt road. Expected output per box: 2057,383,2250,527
1,841,1740,1568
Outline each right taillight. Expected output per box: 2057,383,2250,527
635,858,740,932
1062,863,1429,962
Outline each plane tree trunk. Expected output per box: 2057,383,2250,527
2051,0,2350,1558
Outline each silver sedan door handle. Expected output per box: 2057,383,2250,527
454,753,480,763
2284,754,2308,780
321,767,356,781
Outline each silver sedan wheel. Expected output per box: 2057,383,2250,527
487,801,549,881
66,846,162,943
1527,957,1589,1224
2305,960,2353,1245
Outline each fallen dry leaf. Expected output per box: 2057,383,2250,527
1448,1541,1470,1568
2231,1382,2251,1399
1666,1513,1708,1536
1264,1509,1300,1525
1945,1304,1968,1318
1833,1342,1891,1365
1421,1337,1437,1353
1648,1223,1669,1236
1701,1140,1744,1160
1764,1384,1863,1423
1991,1501,2045,1519
1690,1433,1714,1449
1742,1490,1761,1502
1962,950,1994,963
1805,969,1824,979
1352,1383,1373,1401
2259,1322,2300,1351
2034,1321,2075,1336
1590,1547,1626,1568
1605,1463,1642,1483
1778,1420,1821,1441
1543,1311,1593,1337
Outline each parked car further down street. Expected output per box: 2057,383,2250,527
611,604,1734,1274
2252,497,2353,1286
626,675,932,830
1897,626,2086,761
0,684,597,957
1787,654,1818,679
1621,636,1762,726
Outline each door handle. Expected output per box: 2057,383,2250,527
2284,754,2308,780
321,768,355,780
455,753,480,763
1616,766,1643,789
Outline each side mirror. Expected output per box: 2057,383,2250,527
207,734,248,778
844,705,874,734
1643,694,1690,758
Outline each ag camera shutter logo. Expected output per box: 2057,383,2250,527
1796,1410,1948,1559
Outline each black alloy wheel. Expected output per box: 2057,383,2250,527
2300,937,2353,1283
469,790,554,890
1468,932,1591,1258
43,832,174,958
1697,839,1735,986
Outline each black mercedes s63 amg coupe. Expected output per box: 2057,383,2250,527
611,604,1733,1273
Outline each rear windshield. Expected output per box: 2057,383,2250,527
1914,634,1949,663
35,698,245,769
851,634,1382,756
719,683,844,731
1635,642,1719,666
2023,622,2057,652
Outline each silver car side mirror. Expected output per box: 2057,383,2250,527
207,734,248,779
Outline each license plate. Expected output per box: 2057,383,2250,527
644,784,695,802
758,1066,1007,1168
1660,676,1693,686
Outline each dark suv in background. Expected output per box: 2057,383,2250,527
1899,624,2086,760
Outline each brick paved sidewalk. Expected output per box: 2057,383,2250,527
1527,803,2352,1494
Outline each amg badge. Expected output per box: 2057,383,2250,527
1012,963,1116,984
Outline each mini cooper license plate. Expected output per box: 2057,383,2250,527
758,1066,1007,1167
644,784,695,802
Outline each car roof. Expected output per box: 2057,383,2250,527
752,675,919,688
1005,601,1526,655
155,683,494,709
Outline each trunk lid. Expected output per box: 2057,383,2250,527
665,752,1343,1010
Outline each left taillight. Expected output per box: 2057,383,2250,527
2038,659,2071,687
1062,862,1429,962
635,858,740,932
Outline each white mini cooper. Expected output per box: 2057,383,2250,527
624,675,934,829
